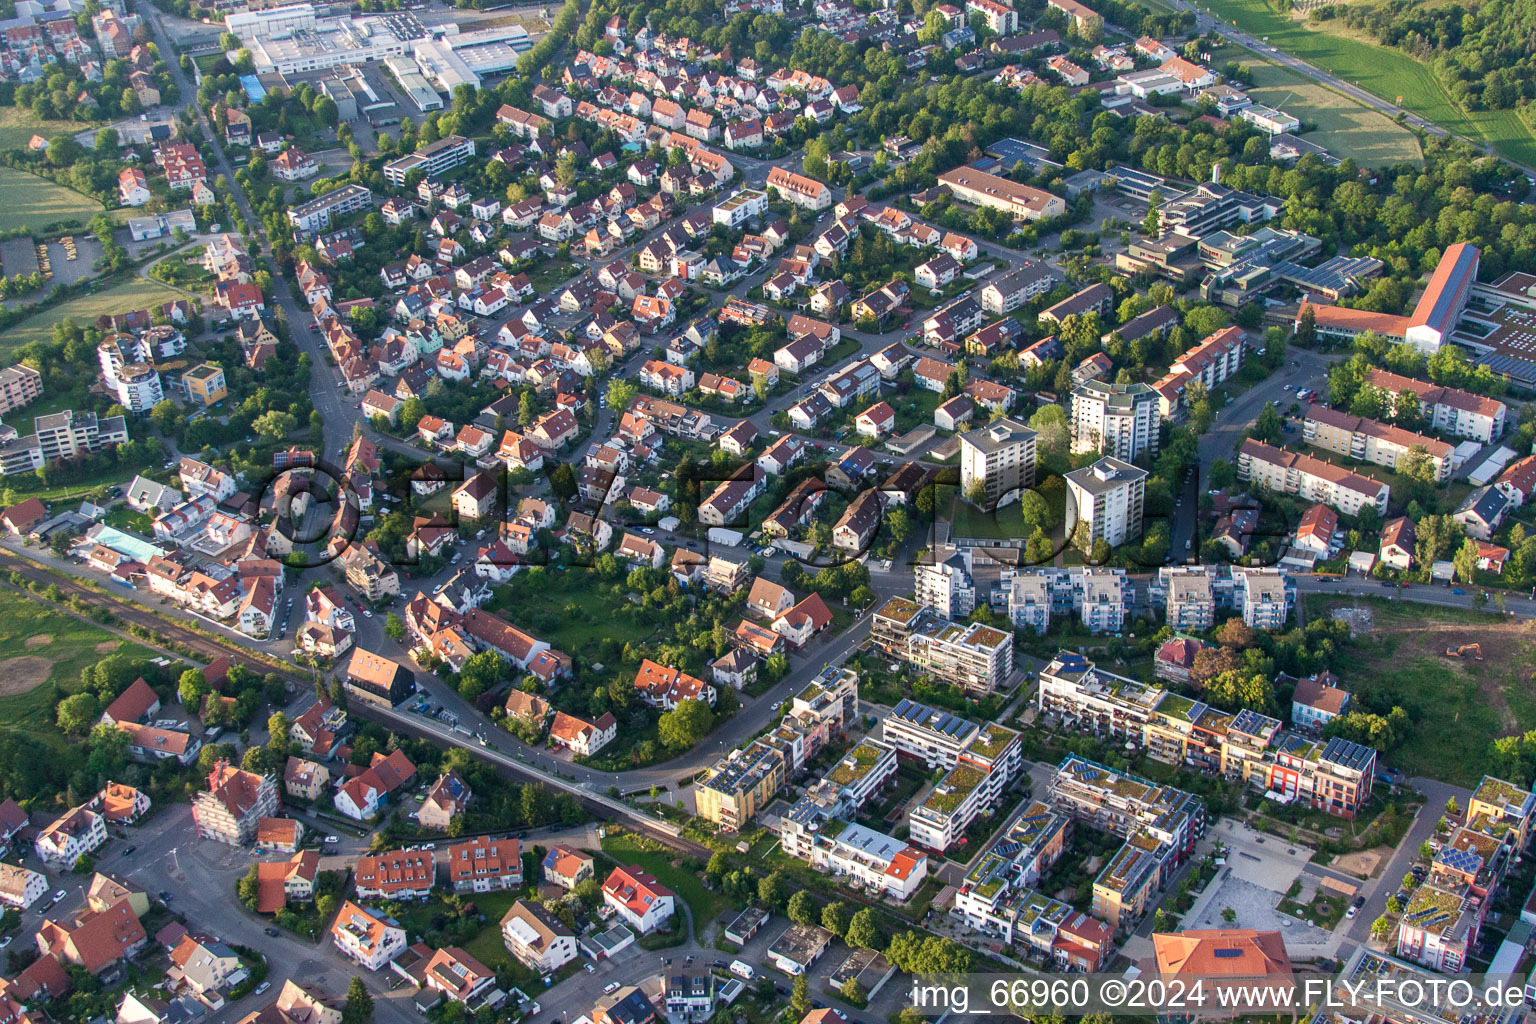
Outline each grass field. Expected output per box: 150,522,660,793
1243,61,1424,167
0,166,106,234
0,275,187,359
1203,0,1536,166
0,107,94,152
600,830,728,926
1305,595,1536,784
0,587,152,749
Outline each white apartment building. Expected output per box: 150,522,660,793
1366,368,1505,444
906,620,1015,695
0,863,46,908
804,822,928,900
1237,439,1390,517
1303,405,1453,482
1165,572,1215,631
779,740,928,899
914,546,977,619
1007,574,1051,634
35,806,107,866
331,902,407,971
1071,381,1159,461
712,189,767,228
1066,456,1147,551
907,726,1021,851
959,418,1037,507
1234,568,1290,628
500,899,577,971
112,364,164,414
1078,568,1127,633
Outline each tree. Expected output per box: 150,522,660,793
384,613,405,642
342,977,373,1024
840,978,865,1005
1371,915,1393,940
237,863,261,909
758,870,790,911
266,711,291,749
56,692,101,736
1250,403,1283,445
457,651,503,701
821,901,849,938
1454,536,1479,585
787,890,817,925
788,976,811,1021
253,409,298,439
845,907,880,950
657,698,714,750
179,668,210,707
1221,906,1237,923
1209,459,1236,491
606,377,637,411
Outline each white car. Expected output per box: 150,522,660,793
604,982,620,994
324,835,339,845
254,982,271,996
50,890,65,904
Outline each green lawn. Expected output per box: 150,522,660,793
0,108,95,152
0,167,106,234
1203,0,1536,165
0,276,189,360
105,507,154,535
484,569,657,663
600,830,729,926
0,586,152,747
1304,595,1533,784
1241,59,1424,167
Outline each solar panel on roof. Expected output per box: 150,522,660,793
1212,948,1243,958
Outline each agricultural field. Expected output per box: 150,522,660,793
0,275,188,359
1243,61,1424,167
0,586,153,751
1305,595,1536,785
0,166,106,234
1204,0,1536,166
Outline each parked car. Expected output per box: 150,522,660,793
324,835,339,845
264,928,280,937
254,982,271,996
604,983,620,995
583,963,595,974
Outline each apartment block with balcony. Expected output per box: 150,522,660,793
1048,755,1205,933
1066,457,1147,552
1237,438,1389,517
1039,652,1375,818
1071,381,1159,461
914,546,977,619
1302,405,1453,482
695,667,857,829
1234,567,1291,628
905,620,1014,696
884,699,1022,853
959,418,1037,507
1164,573,1215,631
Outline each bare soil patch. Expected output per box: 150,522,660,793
1333,846,1389,878
0,654,52,695
23,634,51,649
94,640,120,653
1367,616,1534,732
